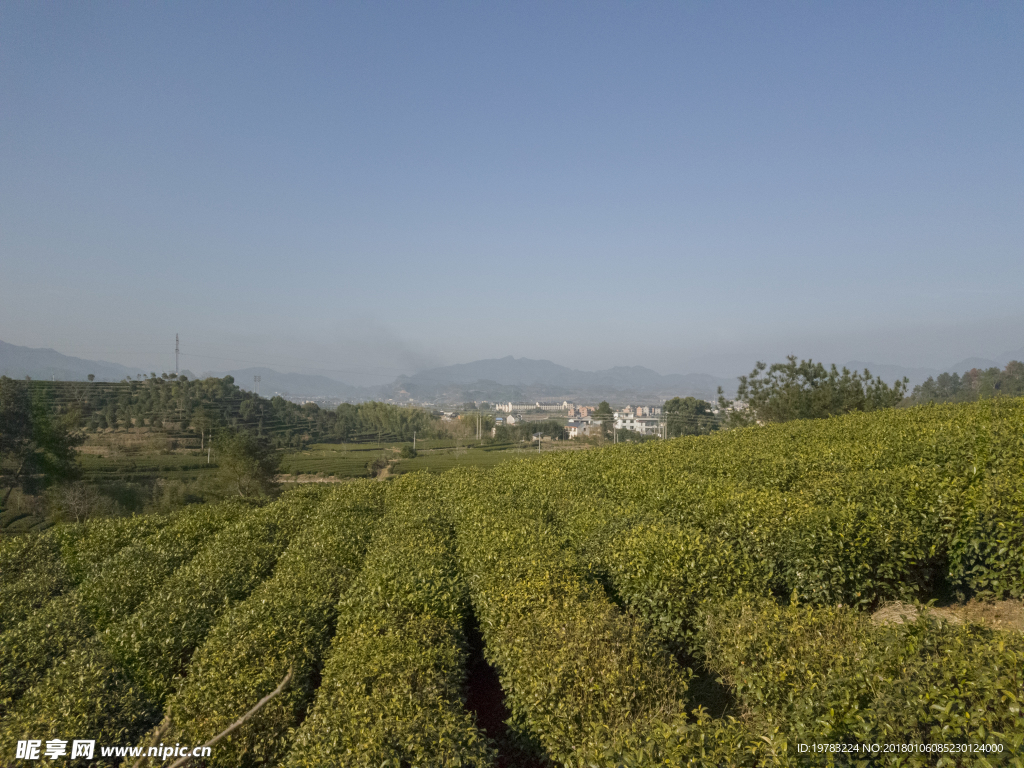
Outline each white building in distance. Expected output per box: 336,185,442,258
496,401,571,413
566,418,603,439
613,411,661,436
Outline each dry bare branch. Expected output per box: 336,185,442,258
164,667,293,768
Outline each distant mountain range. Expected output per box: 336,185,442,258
222,367,377,401
382,357,735,403
3,340,1022,405
0,340,146,382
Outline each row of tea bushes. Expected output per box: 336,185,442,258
0,493,312,756
0,501,245,718
0,514,169,632
162,484,383,766
549,492,773,649
504,400,1024,659
699,598,1024,765
948,448,1024,599
285,476,494,768
443,469,691,767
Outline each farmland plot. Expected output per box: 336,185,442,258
1,399,1022,766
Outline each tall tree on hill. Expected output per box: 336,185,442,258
0,377,84,508
190,408,217,450
722,357,908,427
213,430,280,499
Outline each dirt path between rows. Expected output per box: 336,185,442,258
872,599,1023,633
374,460,396,481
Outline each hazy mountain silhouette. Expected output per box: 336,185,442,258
6,341,1020,404
0,340,145,381
386,356,735,402
223,367,377,400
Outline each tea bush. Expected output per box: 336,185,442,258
0,514,167,632
285,475,494,768
0,493,309,752
443,468,691,767
699,598,1024,765
164,483,384,766
0,501,245,718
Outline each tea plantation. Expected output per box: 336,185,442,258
1,399,1022,767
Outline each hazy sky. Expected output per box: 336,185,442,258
2,2,1022,383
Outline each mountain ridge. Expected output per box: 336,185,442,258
3,341,1021,404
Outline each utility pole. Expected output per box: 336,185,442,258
254,375,261,396
175,334,179,375
413,431,416,451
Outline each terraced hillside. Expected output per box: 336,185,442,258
1,399,1022,766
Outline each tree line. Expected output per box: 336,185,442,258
903,361,1024,405
1,374,458,529
13,374,454,448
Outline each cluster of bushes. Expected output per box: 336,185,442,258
0,397,1021,765
517,400,1024,641
0,514,168,633
434,399,1024,763
165,484,384,765
445,468,691,765
0,494,308,752
698,599,1024,763
285,476,493,767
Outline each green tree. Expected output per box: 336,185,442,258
190,407,217,450
1,377,84,508
664,396,718,437
333,403,360,441
593,401,614,437
213,430,280,499
906,361,1024,405
725,357,908,426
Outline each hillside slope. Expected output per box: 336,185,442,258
1,399,1021,765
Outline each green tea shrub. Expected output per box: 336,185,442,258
699,598,1024,764
0,503,245,718
0,495,309,751
164,483,383,766
0,515,167,632
444,469,690,767
285,475,493,768
533,401,1024,643
948,447,1024,599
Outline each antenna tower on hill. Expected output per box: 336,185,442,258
175,334,179,374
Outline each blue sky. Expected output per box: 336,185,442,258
2,2,1021,383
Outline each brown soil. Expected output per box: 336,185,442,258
872,599,1024,633
463,617,549,768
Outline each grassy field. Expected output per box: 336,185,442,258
391,442,548,475
280,440,559,479
70,433,576,484
78,451,216,481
